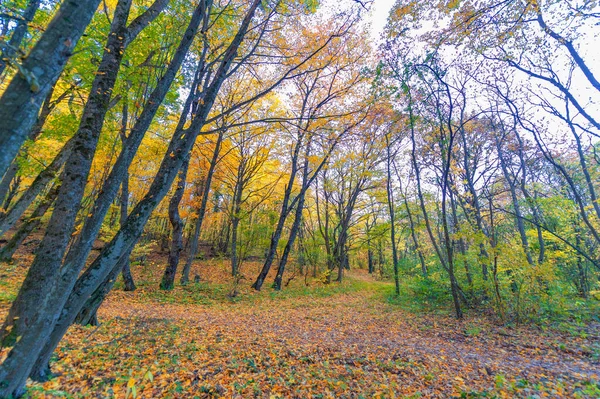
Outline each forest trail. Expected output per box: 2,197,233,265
14,266,596,398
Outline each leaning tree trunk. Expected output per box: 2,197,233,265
0,0,134,347
0,0,102,179
385,137,400,295
495,137,535,266
0,0,41,76
120,165,136,291
74,247,134,327
0,183,60,262
114,98,136,292
0,82,56,206
252,172,296,290
0,137,73,238
161,157,189,290
273,193,306,290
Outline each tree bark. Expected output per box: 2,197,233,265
252,139,302,290
0,82,58,206
0,0,41,76
118,102,136,292
273,193,305,290
0,183,60,262
181,131,223,284
0,137,72,238
230,161,244,277
161,157,189,290
74,247,134,327
494,136,535,266
0,0,102,180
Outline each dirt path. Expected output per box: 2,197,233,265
21,271,600,398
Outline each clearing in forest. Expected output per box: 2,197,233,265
1,260,598,399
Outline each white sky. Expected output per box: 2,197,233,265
366,0,395,43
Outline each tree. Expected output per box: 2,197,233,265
0,0,103,178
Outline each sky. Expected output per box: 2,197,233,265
366,0,395,43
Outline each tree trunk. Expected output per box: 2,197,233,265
495,137,535,266
273,196,305,290
73,249,133,328
513,130,545,264
0,4,134,394
161,157,189,290
367,244,374,274
181,131,223,284
0,0,41,76
252,158,299,289
0,183,60,262
230,159,245,277
119,178,136,291
0,0,102,180
386,136,400,295
119,113,136,291
402,193,427,277
407,87,461,318
0,138,72,238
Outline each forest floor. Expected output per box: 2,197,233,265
1,251,599,398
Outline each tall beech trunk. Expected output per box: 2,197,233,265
119,103,136,292
402,192,427,277
385,135,400,295
273,148,311,290
458,125,491,281
0,183,60,262
513,130,545,264
0,0,102,179
297,219,306,275
488,194,504,318
335,223,350,282
253,113,343,290
161,157,189,290
367,245,375,274
27,2,261,386
230,161,245,277
574,226,589,298
181,131,223,284
450,188,473,289
1,0,133,342
406,85,462,319
0,83,58,206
